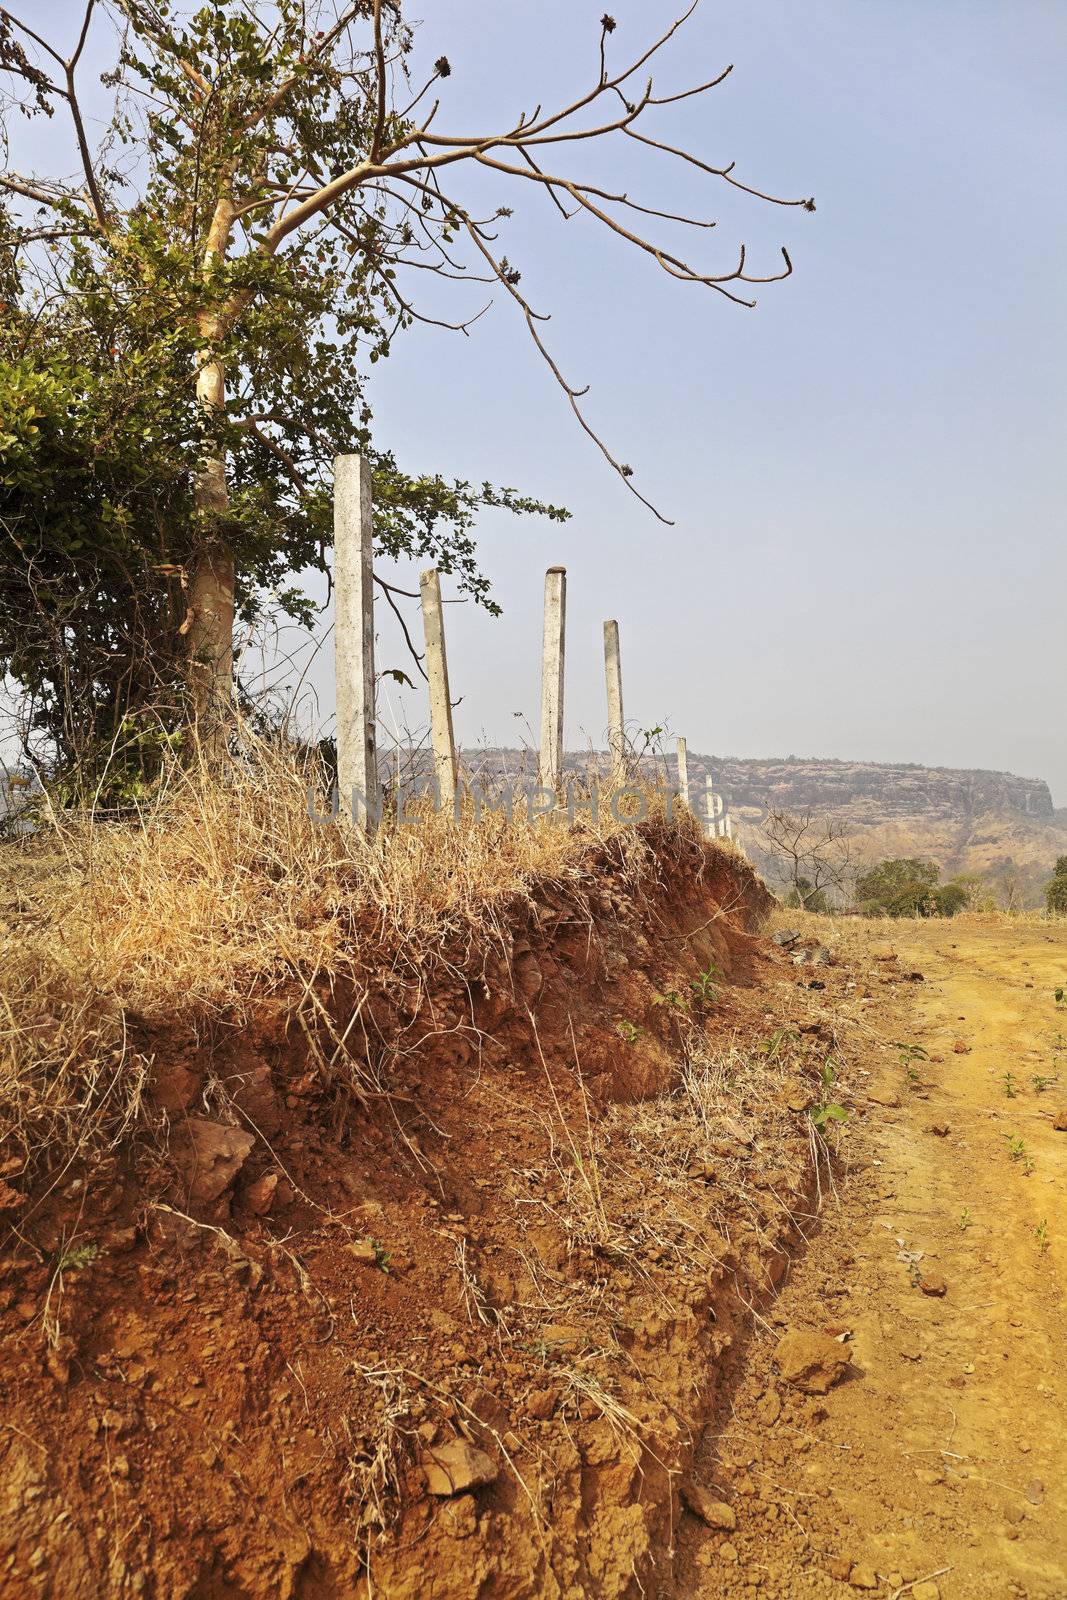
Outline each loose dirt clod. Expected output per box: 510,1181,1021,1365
774,1328,852,1394
421,1439,498,1496
681,1484,737,1530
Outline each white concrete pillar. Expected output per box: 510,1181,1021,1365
676,737,690,811
704,773,725,839
334,455,378,831
539,567,567,793
603,619,625,783
419,568,458,804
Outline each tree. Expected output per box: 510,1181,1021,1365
757,809,854,913
856,858,941,918
0,1,811,759
1045,856,1067,915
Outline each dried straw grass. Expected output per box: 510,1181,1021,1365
0,735,694,1186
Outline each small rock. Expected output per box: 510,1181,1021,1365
918,1274,947,1297
773,929,800,948
681,1484,736,1530
719,1542,739,1563
929,1123,950,1138
0,1179,23,1211
775,1328,852,1395
912,1585,941,1600
422,1439,498,1496
848,1566,878,1590
526,1386,560,1421
868,1088,901,1108
346,1238,378,1265
953,1040,971,1055
870,944,896,961
244,1172,278,1215
1026,1478,1044,1505
825,1556,851,1581
102,1225,139,1253
756,1388,781,1425
1052,1108,1067,1132
177,1117,255,1207
812,946,832,966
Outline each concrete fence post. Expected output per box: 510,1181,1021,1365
603,619,625,783
419,568,458,804
334,454,378,831
704,773,725,839
676,737,690,811
539,566,567,794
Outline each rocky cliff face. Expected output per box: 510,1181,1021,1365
688,758,1055,826
460,750,1065,896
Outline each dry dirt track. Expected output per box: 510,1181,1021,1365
673,918,1067,1600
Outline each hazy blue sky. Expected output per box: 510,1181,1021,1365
17,2,1067,797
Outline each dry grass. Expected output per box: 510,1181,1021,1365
0,735,697,1187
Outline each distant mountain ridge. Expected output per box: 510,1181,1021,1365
460,749,1065,901
689,757,1054,825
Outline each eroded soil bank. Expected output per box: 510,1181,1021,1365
673,917,1067,1600
1,829,855,1600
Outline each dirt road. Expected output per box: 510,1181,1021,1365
673,918,1067,1600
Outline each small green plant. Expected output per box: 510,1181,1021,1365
1002,1071,1019,1099
1004,1133,1027,1162
810,1061,848,1136
371,1239,392,1274
760,1028,796,1062
656,987,690,1013
958,1208,973,1231
690,963,720,1003
56,1242,99,1273
1031,1073,1056,1094
1035,1219,1050,1252
897,1042,929,1086
616,1020,641,1045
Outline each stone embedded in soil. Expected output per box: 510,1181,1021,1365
953,1039,971,1054
421,1439,498,1496
345,1239,378,1264
681,1483,737,1530
825,1556,851,1581
911,1585,941,1600
177,1117,255,1206
848,1566,878,1590
1053,1108,1067,1132
774,1328,852,1395
0,1178,23,1211
773,928,801,947
918,1274,947,1297
868,1087,901,1108
243,1172,278,1215
755,1388,782,1425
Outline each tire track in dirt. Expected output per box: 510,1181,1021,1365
671,918,1067,1600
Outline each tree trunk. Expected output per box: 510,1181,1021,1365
187,192,237,753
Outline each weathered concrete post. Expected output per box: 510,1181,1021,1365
539,567,567,794
704,772,725,839
334,454,378,831
420,568,458,804
603,619,625,784
676,737,690,811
